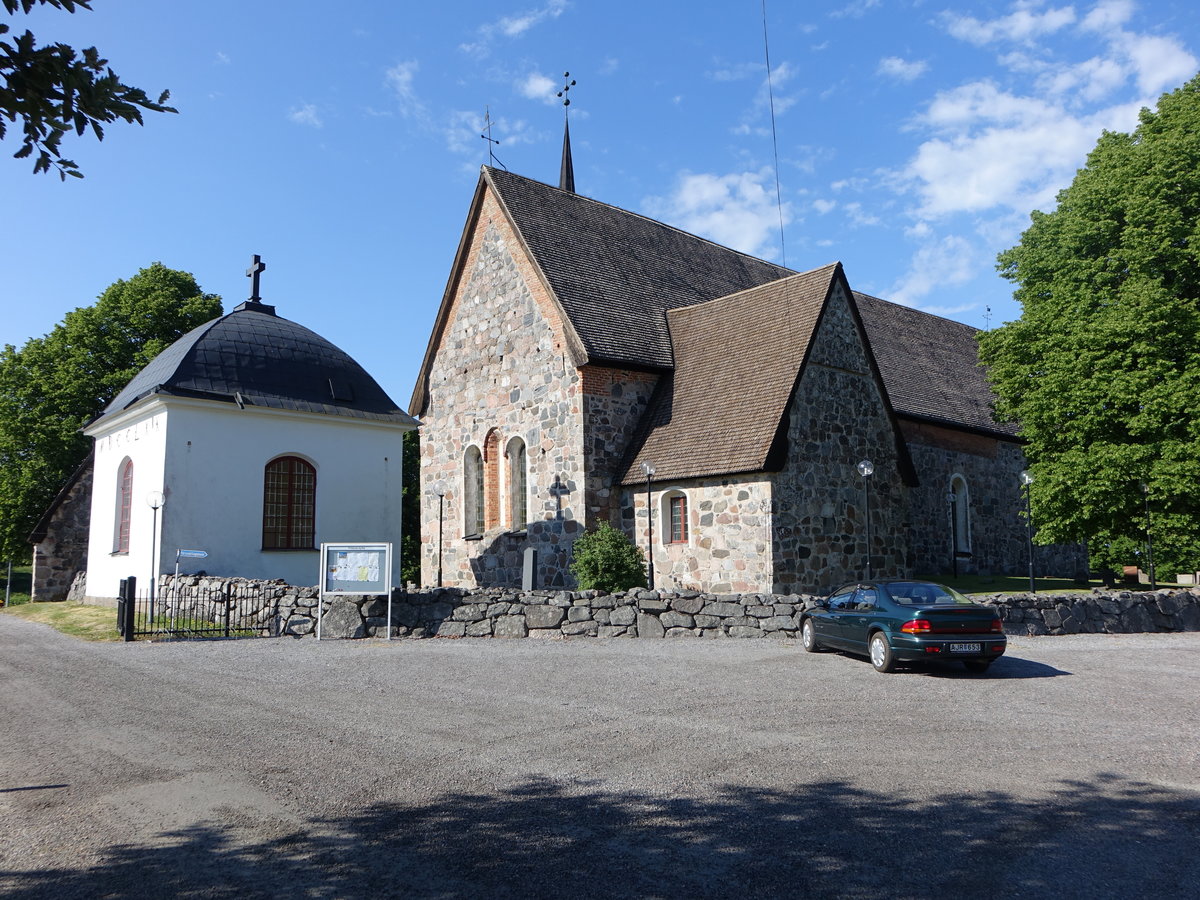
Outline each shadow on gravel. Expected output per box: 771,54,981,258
2,773,1197,899
911,655,1072,679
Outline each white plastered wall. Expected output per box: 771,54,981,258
85,396,410,600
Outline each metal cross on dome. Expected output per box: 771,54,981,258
246,254,266,302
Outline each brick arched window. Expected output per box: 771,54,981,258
507,436,527,530
115,458,133,553
262,456,316,549
483,429,501,531
464,446,484,537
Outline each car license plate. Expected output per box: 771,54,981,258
949,642,982,653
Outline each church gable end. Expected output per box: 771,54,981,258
771,281,909,593
419,184,587,588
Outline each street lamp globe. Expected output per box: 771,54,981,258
856,459,874,477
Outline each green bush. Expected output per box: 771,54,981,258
570,521,647,593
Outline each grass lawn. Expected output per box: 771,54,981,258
1,600,122,641
924,572,1180,596
2,564,32,606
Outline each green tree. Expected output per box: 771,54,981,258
0,263,222,559
979,73,1200,576
1,0,175,178
569,521,647,593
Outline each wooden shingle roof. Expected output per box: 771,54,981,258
617,265,840,485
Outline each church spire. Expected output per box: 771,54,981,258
556,72,576,193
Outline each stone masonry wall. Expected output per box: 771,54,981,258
582,365,659,530
772,284,907,593
903,421,1087,579
420,188,586,589
160,575,1200,640
31,464,93,602
622,477,775,594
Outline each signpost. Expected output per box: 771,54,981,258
317,542,393,641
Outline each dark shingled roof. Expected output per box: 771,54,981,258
619,266,839,484
412,167,1014,444
487,167,791,369
95,301,415,426
854,293,1016,438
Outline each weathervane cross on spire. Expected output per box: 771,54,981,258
246,254,266,302
480,105,504,169
556,71,576,115
557,72,576,193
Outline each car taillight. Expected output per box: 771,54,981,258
901,619,931,634
990,619,1003,633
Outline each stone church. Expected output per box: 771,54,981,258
410,163,1084,594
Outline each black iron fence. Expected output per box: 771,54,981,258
116,576,280,641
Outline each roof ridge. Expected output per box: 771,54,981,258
669,262,841,317
853,290,982,334
484,166,796,276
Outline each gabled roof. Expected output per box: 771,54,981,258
618,265,839,484
411,167,1013,442
93,301,416,428
855,293,1016,438
485,167,792,369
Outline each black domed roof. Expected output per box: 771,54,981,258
97,301,415,426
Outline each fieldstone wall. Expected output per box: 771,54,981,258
582,365,659,529
159,576,1200,640
30,463,93,602
902,421,1087,579
419,188,587,589
772,283,907,593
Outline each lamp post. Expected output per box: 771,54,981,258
946,490,959,579
1019,470,1035,593
146,490,165,620
1141,481,1156,589
641,461,656,589
433,480,447,588
856,459,874,580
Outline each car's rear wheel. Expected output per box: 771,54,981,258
869,632,895,673
963,660,992,674
801,618,821,652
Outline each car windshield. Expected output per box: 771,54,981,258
883,582,973,606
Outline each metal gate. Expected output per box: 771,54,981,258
116,576,280,641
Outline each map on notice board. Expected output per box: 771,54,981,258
320,543,391,595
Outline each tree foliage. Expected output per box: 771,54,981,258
0,263,222,559
1,0,176,178
979,73,1200,575
569,521,647,593
400,429,420,587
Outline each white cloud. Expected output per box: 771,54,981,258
214,51,231,66
813,199,836,215
829,0,880,20
1081,0,1135,32
888,235,978,307
878,56,928,82
461,0,568,54
518,72,559,104
941,4,1076,46
642,169,792,260
385,60,423,118
288,103,322,128
1117,32,1198,95
443,109,536,156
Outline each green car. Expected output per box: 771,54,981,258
800,580,1007,674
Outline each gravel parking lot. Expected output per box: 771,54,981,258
1,616,1198,899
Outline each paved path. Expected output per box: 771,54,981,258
1,616,1198,898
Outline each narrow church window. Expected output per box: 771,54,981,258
464,446,484,536
507,437,528,531
668,493,688,543
262,456,316,549
950,475,971,554
483,429,501,531
115,458,133,553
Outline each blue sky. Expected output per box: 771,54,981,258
3,0,1197,410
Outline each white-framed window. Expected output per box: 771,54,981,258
506,436,528,531
464,445,484,537
659,489,689,545
950,474,971,554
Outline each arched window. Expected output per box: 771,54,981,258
262,456,316,549
507,437,527,531
661,490,689,544
464,446,484,536
950,474,971,554
483,429,501,531
115,458,133,553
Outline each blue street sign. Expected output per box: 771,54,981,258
177,549,208,559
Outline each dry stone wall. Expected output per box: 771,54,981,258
162,575,1200,640
30,464,92,602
